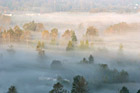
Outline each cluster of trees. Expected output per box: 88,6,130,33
42,26,98,47
1,25,31,42
66,31,77,51
120,86,140,93
105,22,130,34
42,28,59,45
50,75,88,93
36,41,45,50
7,78,140,93
62,30,73,40
49,82,69,93
1,21,100,50
99,64,129,83
86,26,98,37
65,26,99,51
23,21,45,31
80,55,94,64
79,40,89,50
105,22,140,34
7,75,88,93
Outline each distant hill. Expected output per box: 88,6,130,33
0,0,140,13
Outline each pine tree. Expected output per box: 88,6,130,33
71,31,77,42
120,86,129,93
7,86,17,93
49,82,69,93
66,41,74,51
88,55,94,63
71,75,88,93
137,89,140,93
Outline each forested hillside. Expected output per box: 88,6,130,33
0,0,139,12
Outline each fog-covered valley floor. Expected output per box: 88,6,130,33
1,12,140,93
0,45,140,93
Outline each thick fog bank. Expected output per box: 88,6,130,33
0,45,140,93
10,12,140,32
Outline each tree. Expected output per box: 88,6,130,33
7,86,17,93
62,30,72,40
85,40,89,48
79,40,89,50
50,28,58,45
80,58,88,64
105,22,130,34
120,86,129,93
37,41,42,49
119,70,129,82
14,25,23,41
88,55,94,63
86,26,98,37
79,41,85,49
137,89,140,93
7,28,15,42
50,28,58,40
49,82,69,93
71,75,88,93
23,21,36,31
119,43,123,52
71,31,77,42
36,41,45,50
66,41,74,51
42,30,49,40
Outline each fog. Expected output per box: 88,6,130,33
0,12,140,93
11,12,140,31
0,44,140,93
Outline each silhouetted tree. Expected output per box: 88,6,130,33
137,89,140,93
49,82,69,93
71,75,88,93
88,55,94,63
120,86,129,93
7,86,17,93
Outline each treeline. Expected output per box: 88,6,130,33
0,0,139,13
0,21,100,51
0,26,31,42
0,21,127,52
50,55,129,84
7,75,140,93
105,22,140,35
